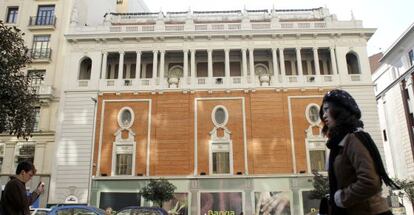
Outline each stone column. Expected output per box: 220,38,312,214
272,48,279,81
295,48,303,76
102,52,108,79
159,50,165,86
313,47,321,76
136,51,141,79
249,48,255,83
225,49,230,84
330,47,338,75
279,48,285,79
208,49,213,83
152,50,158,79
118,51,125,79
242,49,248,81
183,49,189,86
190,49,196,85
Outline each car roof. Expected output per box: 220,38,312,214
116,207,168,215
49,205,104,213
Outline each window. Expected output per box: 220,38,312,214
33,107,40,131
28,70,45,93
32,35,51,59
115,146,133,175
212,106,228,127
113,107,135,176
0,144,4,173
409,50,414,67
36,5,55,25
307,140,327,172
346,52,361,74
306,104,320,125
15,143,35,167
211,142,231,174
6,7,18,23
309,150,326,171
118,107,134,128
209,105,232,175
79,58,92,80
28,70,45,94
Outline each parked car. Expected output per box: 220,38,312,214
30,208,51,215
115,206,168,215
48,205,105,215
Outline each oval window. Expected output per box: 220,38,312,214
212,106,228,127
215,108,225,124
118,107,134,128
306,104,320,124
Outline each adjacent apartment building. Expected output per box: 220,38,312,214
50,1,382,214
372,23,414,180
0,0,65,207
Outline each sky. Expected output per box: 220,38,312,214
144,0,414,56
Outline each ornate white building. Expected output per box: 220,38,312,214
50,1,383,214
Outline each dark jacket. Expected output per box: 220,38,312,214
0,176,39,215
334,133,389,215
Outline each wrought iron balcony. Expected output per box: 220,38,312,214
28,16,56,28
31,85,54,103
28,49,52,61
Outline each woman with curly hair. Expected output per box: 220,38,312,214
319,89,398,215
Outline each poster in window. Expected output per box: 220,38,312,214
254,191,291,215
162,193,188,215
301,190,320,215
200,192,243,215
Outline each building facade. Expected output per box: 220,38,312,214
0,0,66,207
51,3,382,214
372,23,414,180
0,0,148,208
372,22,414,215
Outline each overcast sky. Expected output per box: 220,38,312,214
144,0,414,56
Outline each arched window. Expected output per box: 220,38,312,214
346,52,360,74
79,57,92,80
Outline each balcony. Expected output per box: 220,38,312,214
28,16,56,30
32,85,54,103
92,74,341,91
28,49,52,62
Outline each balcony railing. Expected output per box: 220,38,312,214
29,16,56,27
80,74,365,91
31,85,54,102
28,49,52,60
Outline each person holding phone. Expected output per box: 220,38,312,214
0,161,45,215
